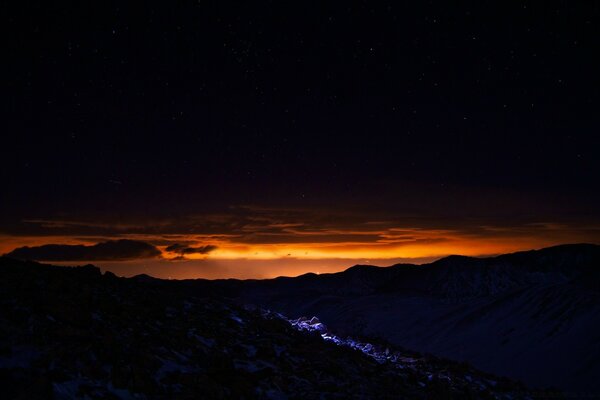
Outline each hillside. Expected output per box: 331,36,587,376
231,244,600,391
0,258,532,399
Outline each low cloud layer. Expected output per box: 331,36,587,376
4,239,161,261
2,201,599,277
165,243,218,255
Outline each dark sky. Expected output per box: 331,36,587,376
2,2,599,278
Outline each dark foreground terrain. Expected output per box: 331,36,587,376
0,257,538,399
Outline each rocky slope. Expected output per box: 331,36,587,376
229,244,600,392
0,258,534,399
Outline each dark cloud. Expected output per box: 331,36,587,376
165,243,188,253
4,239,161,261
165,243,217,255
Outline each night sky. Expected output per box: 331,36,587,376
3,2,600,278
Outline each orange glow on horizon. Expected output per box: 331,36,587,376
2,224,594,265
2,212,598,279
6,205,599,278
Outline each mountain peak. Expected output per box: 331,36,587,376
432,254,479,264
343,264,380,273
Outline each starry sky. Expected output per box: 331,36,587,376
2,2,599,278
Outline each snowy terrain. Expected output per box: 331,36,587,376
232,244,600,391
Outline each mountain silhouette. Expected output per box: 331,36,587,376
1,244,597,396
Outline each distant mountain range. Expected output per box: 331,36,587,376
220,244,600,391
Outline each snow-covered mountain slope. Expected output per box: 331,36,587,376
232,244,600,391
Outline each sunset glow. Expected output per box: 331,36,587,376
3,213,597,279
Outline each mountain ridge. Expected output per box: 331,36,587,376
226,243,600,391
2,243,599,391
0,256,534,399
